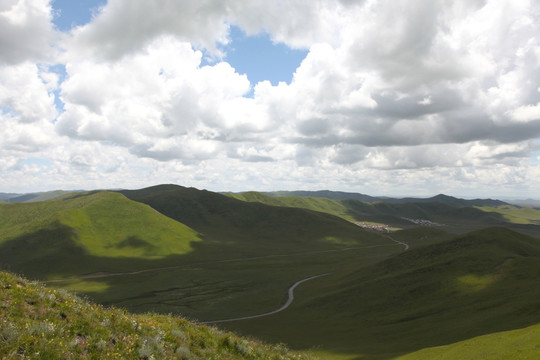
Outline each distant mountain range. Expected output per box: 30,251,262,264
0,188,522,208
0,190,77,203
262,190,508,207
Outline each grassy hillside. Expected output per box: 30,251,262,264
0,185,398,334
0,191,202,278
8,185,538,359
476,205,540,225
4,190,74,203
263,191,507,207
119,185,384,255
226,191,508,233
228,192,356,222
0,271,315,360
395,322,540,360
219,227,540,359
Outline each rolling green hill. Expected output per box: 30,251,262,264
0,191,202,278
227,191,357,222
219,227,540,359
395,322,540,360
262,190,507,207
4,184,539,359
226,191,508,233
119,185,384,255
3,190,74,203
1,185,395,333
476,204,540,225
0,271,316,360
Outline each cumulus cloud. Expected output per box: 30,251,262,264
0,0,56,64
0,62,58,123
1,0,540,197
57,35,259,161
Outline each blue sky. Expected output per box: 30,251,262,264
1,0,539,198
52,1,307,89
219,26,308,87
52,0,106,31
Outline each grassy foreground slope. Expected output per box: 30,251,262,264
395,322,540,360
0,271,315,360
220,227,540,359
0,191,201,278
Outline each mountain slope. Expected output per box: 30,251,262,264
119,185,384,255
221,227,540,359
263,190,507,207
266,190,381,203
395,322,540,360
0,271,315,360
0,191,202,278
3,190,74,203
227,191,356,222
226,191,507,233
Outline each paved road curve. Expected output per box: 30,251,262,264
383,234,409,251
201,273,330,324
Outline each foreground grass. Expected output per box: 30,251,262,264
395,322,540,360
0,271,316,360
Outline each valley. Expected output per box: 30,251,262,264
1,184,540,359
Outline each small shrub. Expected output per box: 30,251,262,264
175,346,192,360
28,321,55,337
95,339,108,351
235,340,253,357
138,335,164,359
1,322,19,342
171,329,186,340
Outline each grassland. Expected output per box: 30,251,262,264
0,191,205,279
227,192,357,222
226,191,512,234
0,191,201,259
0,271,316,359
217,227,540,359
395,322,540,360
3,184,540,359
476,205,540,225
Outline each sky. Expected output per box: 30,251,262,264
1,0,540,199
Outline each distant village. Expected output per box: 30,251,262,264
401,217,445,227
355,222,391,233
355,218,445,233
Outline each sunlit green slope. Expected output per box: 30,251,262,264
476,204,540,225
395,322,540,360
0,191,201,277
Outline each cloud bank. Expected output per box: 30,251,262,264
1,0,539,197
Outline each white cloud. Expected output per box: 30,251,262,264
0,0,56,64
0,62,58,123
57,35,256,161
1,0,540,198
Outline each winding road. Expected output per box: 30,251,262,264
46,232,408,324
201,273,330,324
383,234,409,251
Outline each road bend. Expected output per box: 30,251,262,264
201,273,330,324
